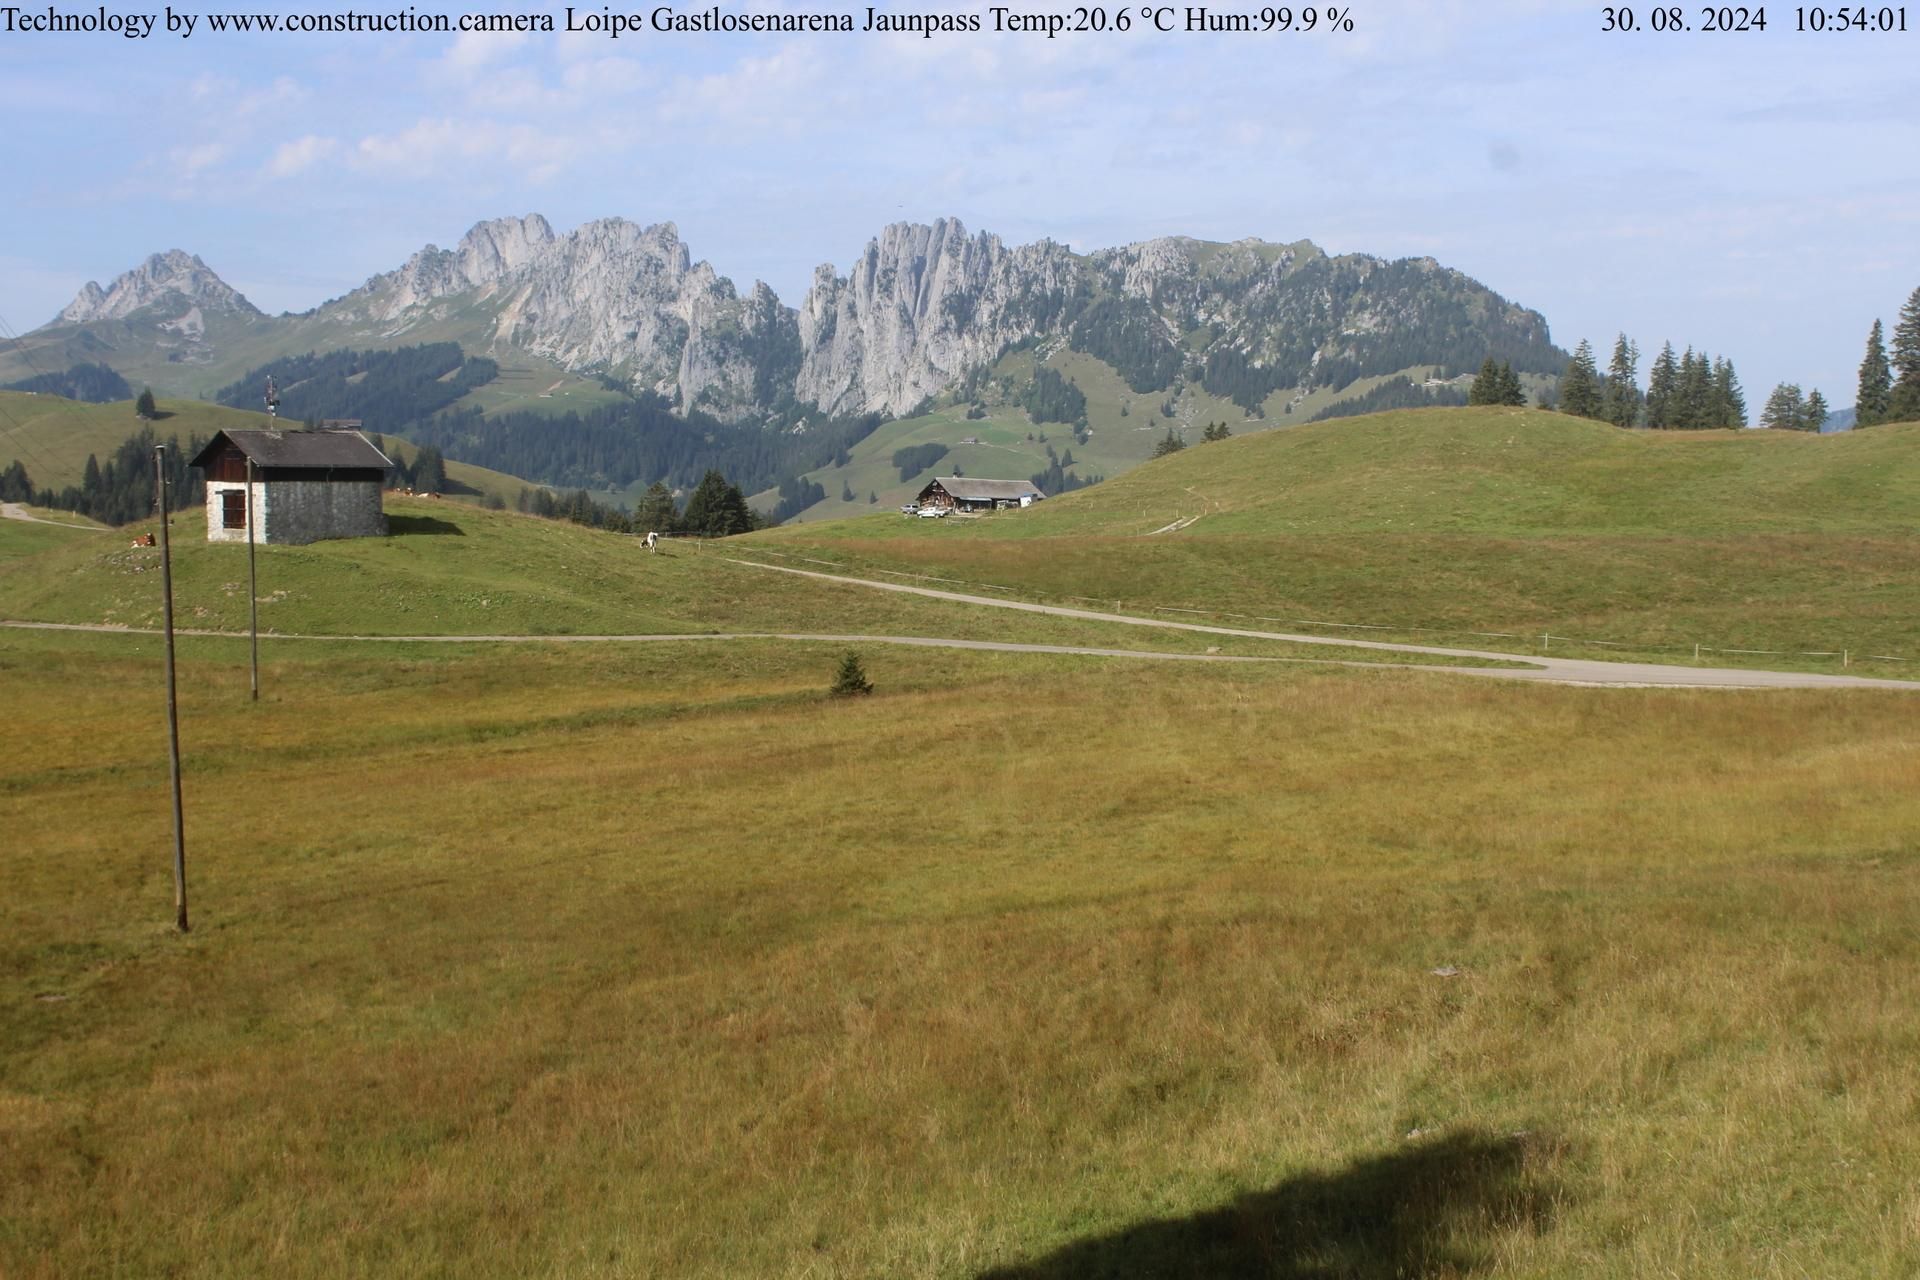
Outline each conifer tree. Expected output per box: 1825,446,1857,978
1856,319,1892,427
410,445,446,494
1710,357,1746,428
829,651,874,697
1559,340,1603,419
635,480,677,533
1889,286,1920,423
1468,357,1500,405
1602,334,1640,427
135,387,158,420
1497,362,1526,406
680,469,735,536
721,481,755,533
1645,342,1680,428
1803,388,1829,433
1674,348,1715,430
1759,383,1809,431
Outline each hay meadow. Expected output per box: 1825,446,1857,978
5,414,1920,1277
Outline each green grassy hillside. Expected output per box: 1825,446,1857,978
0,497,1437,665
749,408,1920,671
767,347,1468,523
0,391,533,506
0,509,106,562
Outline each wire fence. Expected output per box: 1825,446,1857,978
737,547,1913,667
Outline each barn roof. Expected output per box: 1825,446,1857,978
190,429,392,471
924,477,1044,501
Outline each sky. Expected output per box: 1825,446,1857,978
2,0,1916,407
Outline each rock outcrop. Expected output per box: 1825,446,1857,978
324,214,794,418
55,250,261,325
794,218,1079,419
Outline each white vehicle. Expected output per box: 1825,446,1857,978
916,505,948,518
900,503,919,514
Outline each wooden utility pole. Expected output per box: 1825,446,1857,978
154,446,188,933
246,456,259,701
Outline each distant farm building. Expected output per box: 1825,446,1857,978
190,429,392,545
915,477,1044,512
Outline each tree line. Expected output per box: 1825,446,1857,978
1853,286,1920,428
3,361,133,403
1029,438,1102,496
214,344,499,430
1553,336,1747,429
1020,368,1088,425
8,427,207,525
1551,283,1920,434
517,469,763,538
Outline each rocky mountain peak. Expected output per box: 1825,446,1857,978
54,249,261,326
795,216,1079,418
453,213,555,284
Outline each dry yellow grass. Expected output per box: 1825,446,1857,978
3,629,1918,1277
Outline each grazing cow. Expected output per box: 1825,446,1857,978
643,531,659,553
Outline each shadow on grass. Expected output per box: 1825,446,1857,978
978,1131,1561,1280
387,514,466,537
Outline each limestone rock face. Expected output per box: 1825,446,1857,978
795,218,1078,419
54,250,261,325
326,214,792,419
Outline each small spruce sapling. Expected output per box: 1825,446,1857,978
830,651,873,697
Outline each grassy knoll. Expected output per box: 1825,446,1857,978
3,628,1918,1276
0,498,1502,668
0,391,532,506
748,409,1920,675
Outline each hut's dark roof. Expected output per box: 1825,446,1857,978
923,477,1044,502
190,429,392,471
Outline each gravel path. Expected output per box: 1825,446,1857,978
5,560,1913,692
0,502,98,528
723,558,1920,692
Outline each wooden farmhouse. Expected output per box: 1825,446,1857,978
915,477,1045,513
190,429,393,545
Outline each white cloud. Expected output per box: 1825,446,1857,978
269,135,340,178
173,142,227,177
353,117,584,186
441,28,530,75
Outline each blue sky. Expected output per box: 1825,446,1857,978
3,1,1915,406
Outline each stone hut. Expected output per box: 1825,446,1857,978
190,429,392,545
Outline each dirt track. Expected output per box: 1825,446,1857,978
5,557,1913,692
723,558,1920,692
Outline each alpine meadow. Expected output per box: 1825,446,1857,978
5,389,1919,1277
7,8,1920,1271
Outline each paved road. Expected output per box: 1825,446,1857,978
724,558,1920,692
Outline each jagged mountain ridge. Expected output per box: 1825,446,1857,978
56,248,263,326
34,215,1564,422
